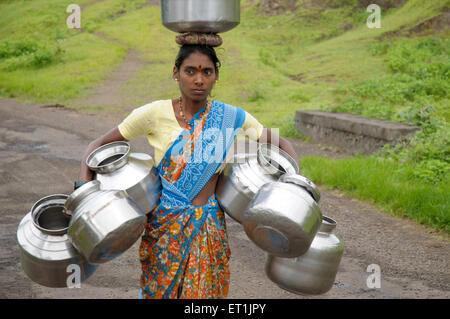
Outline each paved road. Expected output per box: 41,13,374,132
0,98,448,299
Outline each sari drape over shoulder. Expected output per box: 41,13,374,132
139,100,246,299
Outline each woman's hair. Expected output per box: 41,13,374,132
174,44,221,74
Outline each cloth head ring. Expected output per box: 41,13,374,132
176,32,223,47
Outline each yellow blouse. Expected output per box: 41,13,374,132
118,99,264,173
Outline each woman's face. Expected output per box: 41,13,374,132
173,51,218,102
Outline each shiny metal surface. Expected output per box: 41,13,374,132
86,141,130,173
265,216,344,295
87,141,161,214
17,194,98,288
216,144,299,223
257,143,299,177
243,180,322,257
66,181,147,264
279,173,321,203
161,0,241,33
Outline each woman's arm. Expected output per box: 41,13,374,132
79,127,127,181
258,128,299,165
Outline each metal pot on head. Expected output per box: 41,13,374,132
17,194,98,288
161,0,241,33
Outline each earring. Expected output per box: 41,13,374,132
215,80,218,85
175,78,179,83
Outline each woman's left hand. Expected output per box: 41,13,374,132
258,128,299,166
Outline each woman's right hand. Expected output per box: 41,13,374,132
79,127,127,181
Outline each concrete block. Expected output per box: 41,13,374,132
294,110,421,154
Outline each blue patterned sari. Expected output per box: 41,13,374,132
139,100,245,299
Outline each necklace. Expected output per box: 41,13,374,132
178,97,211,128
178,97,189,127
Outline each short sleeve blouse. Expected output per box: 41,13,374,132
118,99,264,173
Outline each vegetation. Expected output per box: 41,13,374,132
301,25,449,233
0,0,448,232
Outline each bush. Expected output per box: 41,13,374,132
279,116,303,138
259,48,277,67
0,38,64,71
0,38,39,59
381,106,449,184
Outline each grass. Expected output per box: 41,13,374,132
0,32,127,102
0,0,128,103
0,0,448,233
300,155,450,233
1,0,446,120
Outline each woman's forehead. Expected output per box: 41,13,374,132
181,51,215,68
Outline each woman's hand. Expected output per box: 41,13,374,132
258,128,299,168
79,127,127,181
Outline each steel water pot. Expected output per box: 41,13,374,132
242,174,323,257
65,180,147,264
86,141,161,214
161,0,241,33
216,143,299,223
17,194,98,288
265,216,344,295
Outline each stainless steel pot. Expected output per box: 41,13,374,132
265,216,344,295
216,143,299,223
66,180,147,264
243,174,322,257
86,141,161,214
161,0,241,33
17,194,98,288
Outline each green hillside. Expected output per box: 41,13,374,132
0,0,448,232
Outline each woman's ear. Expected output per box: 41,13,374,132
172,66,178,81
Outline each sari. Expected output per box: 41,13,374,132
139,99,246,299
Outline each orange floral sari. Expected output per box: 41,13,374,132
138,100,246,299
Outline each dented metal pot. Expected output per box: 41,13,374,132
66,180,147,264
243,174,323,258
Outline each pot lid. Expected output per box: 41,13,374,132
279,173,321,203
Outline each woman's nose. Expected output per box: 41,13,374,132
194,72,204,86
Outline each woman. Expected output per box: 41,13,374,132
78,34,298,299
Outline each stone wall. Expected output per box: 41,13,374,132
294,110,421,155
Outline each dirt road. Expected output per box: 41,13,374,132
0,97,448,299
